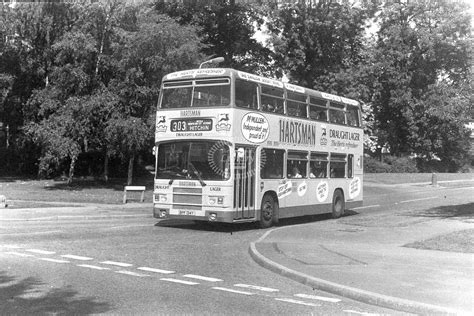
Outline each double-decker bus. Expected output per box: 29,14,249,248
153,68,363,228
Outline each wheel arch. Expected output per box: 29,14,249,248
333,187,345,200
331,187,346,219
259,190,279,226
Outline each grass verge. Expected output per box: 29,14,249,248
365,172,473,185
0,177,152,206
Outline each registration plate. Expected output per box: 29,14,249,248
178,210,195,216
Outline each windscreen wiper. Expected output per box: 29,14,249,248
188,162,206,187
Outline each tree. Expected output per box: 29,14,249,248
368,0,472,170
106,8,204,185
0,2,83,175
155,1,274,74
24,25,98,182
267,1,369,89
22,4,205,184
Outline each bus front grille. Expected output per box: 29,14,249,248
172,187,202,205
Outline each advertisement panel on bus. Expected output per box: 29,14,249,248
156,108,363,156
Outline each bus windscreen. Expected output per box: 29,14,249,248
156,141,231,181
161,78,230,108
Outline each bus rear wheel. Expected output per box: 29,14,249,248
260,194,278,228
332,189,345,219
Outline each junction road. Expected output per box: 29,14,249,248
1,180,472,315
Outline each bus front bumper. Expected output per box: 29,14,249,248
153,204,238,223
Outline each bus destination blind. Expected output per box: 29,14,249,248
170,118,213,132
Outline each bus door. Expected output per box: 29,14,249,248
233,146,256,220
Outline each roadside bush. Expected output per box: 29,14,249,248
364,155,419,173
417,158,472,173
384,156,418,173
364,156,391,173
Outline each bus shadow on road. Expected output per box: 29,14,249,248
155,219,259,232
155,210,360,232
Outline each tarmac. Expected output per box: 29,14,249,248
250,209,473,315
0,200,153,221
1,197,473,315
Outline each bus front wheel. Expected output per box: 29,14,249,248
260,194,278,228
332,189,345,219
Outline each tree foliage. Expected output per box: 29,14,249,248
366,0,472,170
0,0,472,179
3,2,204,183
155,0,273,74
267,0,369,91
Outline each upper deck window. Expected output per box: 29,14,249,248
346,105,360,127
161,78,230,108
287,92,307,118
236,79,258,110
261,85,284,114
329,102,346,125
309,97,327,121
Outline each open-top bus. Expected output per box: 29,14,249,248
153,68,363,228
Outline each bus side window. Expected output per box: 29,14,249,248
346,105,360,127
235,79,258,109
309,105,327,121
260,148,284,179
330,153,346,178
287,92,307,118
287,151,308,178
329,109,345,125
309,97,328,121
329,102,346,125
261,86,284,114
309,152,328,178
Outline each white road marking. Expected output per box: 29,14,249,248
39,258,70,264
212,287,254,296
25,249,55,255
275,298,321,307
234,283,279,292
61,254,93,261
4,251,35,257
160,278,199,285
399,197,437,203
343,310,378,315
4,245,22,249
100,260,133,267
116,270,149,277
351,204,380,210
107,224,151,230
1,230,63,236
77,264,110,270
183,274,223,282
294,293,341,303
137,267,175,274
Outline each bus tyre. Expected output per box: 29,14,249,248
260,194,277,229
332,190,345,219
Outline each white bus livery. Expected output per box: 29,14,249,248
153,68,363,228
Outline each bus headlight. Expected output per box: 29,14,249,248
209,197,216,205
156,194,167,203
209,196,224,205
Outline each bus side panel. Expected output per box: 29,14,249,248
257,176,363,220
277,203,332,220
